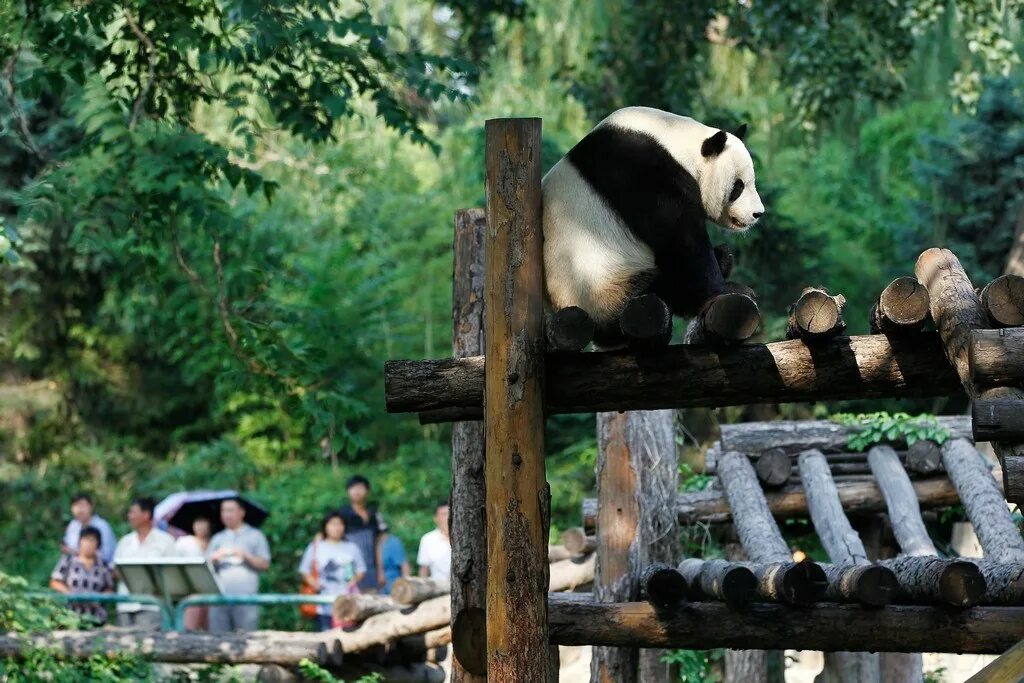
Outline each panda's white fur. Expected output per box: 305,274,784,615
542,106,764,328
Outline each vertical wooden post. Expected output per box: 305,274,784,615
451,208,487,682
484,118,549,681
592,410,679,683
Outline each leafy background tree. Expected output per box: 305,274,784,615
0,0,1023,664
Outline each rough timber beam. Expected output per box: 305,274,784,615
387,332,963,421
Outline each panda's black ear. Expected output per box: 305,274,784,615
734,123,748,141
701,130,728,157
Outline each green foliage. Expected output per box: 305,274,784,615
906,78,1024,280
830,412,952,452
662,648,723,682
298,659,383,683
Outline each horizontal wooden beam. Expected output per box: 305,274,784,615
546,597,1024,654
970,328,1024,386
582,476,961,529
387,332,963,419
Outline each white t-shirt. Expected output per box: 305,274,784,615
174,535,207,558
298,539,366,616
416,529,451,583
113,527,176,613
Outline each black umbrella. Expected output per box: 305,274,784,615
157,490,270,535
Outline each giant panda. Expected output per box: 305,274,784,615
542,106,764,347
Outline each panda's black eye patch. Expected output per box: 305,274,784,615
729,179,745,202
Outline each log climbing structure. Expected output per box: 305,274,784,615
383,118,1024,682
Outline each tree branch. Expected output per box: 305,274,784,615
2,39,47,161
122,7,157,130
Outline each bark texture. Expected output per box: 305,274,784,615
483,117,548,681
392,578,450,606
386,332,963,418
915,247,1024,503
677,558,758,607
941,438,1024,564
450,208,487,682
581,476,961,529
591,409,679,683
970,328,1024,387
546,596,1024,653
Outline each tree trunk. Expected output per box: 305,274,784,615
386,332,963,419
716,451,792,561
591,409,679,683
755,449,792,488
450,207,488,682
724,650,767,683
483,117,549,680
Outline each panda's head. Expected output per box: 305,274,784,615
697,124,764,233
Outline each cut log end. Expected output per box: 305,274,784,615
546,306,595,352
854,564,900,608
696,291,761,343
619,293,672,344
973,394,1024,442
940,560,987,608
641,563,688,607
718,564,759,607
905,440,943,475
981,274,1024,327
755,449,792,489
788,287,847,341
785,561,830,606
560,527,595,556
872,276,931,334
452,606,486,676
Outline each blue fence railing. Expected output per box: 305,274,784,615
18,591,335,631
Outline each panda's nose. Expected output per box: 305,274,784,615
753,211,764,219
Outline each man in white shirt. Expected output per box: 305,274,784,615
112,496,175,629
416,502,451,583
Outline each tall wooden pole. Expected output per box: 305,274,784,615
450,208,487,682
483,117,549,681
591,410,679,683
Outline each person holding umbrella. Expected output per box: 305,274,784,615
207,497,271,631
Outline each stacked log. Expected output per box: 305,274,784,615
331,553,597,671
979,274,1024,328
869,276,931,335
868,445,986,607
916,247,1024,503
786,286,847,342
582,475,961,529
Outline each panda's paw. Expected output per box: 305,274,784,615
546,306,595,352
619,294,673,347
713,243,735,279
